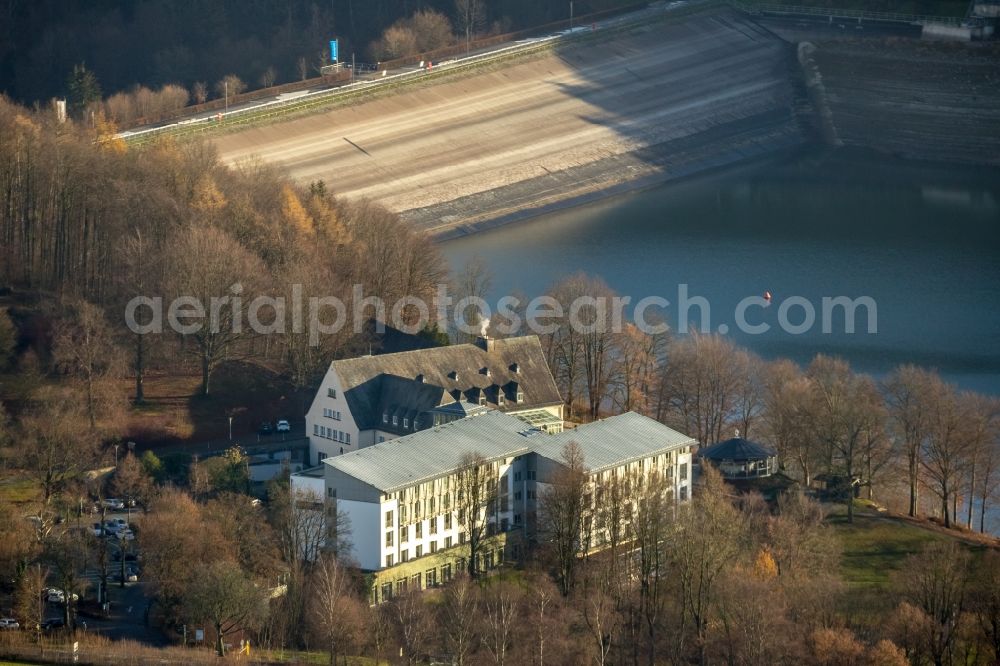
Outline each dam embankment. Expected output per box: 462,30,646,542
211,8,1000,238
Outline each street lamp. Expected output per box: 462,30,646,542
113,443,120,467
228,416,233,441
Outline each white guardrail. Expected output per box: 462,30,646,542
118,1,699,143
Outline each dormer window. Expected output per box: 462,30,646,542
403,418,409,428
509,362,519,373
383,412,388,423
479,393,487,406
498,393,505,406
415,374,424,383
448,370,459,380
392,415,398,426
517,389,525,402
480,367,491,377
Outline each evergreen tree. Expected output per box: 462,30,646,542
67,63,101,119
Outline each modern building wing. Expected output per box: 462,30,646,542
297,407,695,590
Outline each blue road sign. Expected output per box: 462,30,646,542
330,39,339,63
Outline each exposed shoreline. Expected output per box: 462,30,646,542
408,110,807,240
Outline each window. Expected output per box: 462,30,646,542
338,431,345,442
416,522,423,538
385,531,393,547
527,470,537,481
426,568,438,587
416,545,423,557
379,436,385,443
514,513,522,525
517,390,525,402
399,526,408,543
396,579,406,595
479,394,487,406
385,510,394,528
327,487,335,498
444,513,452,530
514,491,522,501
318,452,327,464
385,554,394,567
383,413,388,423
498,393,505,406
411,573,422,590
445,536,453,548
442,563,453,583
401,549,409,562
430,541,438,553
346,433,351,444
403,418,409,428
313,424,319,435
514,471,521,482
680,486,688,501
680,463,689,481
381,583,392,601
527,490,537,500
328,388,337,398
501,518,509,532
429,517,437,535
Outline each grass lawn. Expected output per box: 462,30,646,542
828,501,991,589
0,473,40,506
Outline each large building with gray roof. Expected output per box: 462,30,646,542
300,408,694,594
304,335,564,467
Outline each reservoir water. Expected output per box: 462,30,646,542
441,149,1000,395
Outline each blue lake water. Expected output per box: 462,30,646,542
441,149,1000,394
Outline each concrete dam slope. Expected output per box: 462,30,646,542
809,39,1000,167
212,11,804,237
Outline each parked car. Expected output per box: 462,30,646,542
258,421,273,435
41,618,65,631
276,419,291,432
44,588,78,604
101,498,125,510
113,570,139,583
91,523,104,537
0,618,19,630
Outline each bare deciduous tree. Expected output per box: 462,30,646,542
163,224,268,396
183,560,270,657
894,542,970,666
307,553,363,665
538,441,588,596
441,573,479,666
259,65,277,88
53,299,126,432
456,452,497,578
657,334,761,448
884,365,942,517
